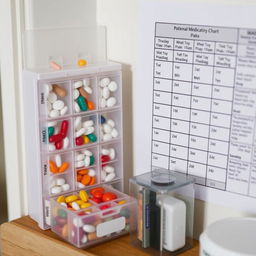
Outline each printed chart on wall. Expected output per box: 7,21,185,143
135,0,256,212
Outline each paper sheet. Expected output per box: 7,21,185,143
134,0,256,213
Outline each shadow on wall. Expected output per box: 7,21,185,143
0,77,8,223
118,63,133,193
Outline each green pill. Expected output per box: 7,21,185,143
77,96,88,111
87,133,97,142
48,126,55,137
89,155,95,165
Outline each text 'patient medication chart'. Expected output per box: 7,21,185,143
151,23,256,198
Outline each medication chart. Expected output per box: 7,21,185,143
135,0,256,212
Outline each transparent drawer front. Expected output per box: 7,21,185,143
99,110,121,142
73,77,97,114
98,73,121,110
51,185,137,248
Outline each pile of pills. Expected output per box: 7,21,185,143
99,77,118,108
52,188,130,244
49,154,69,174
47,84,68,118
74,80,94,112
74,117,97,146
47,120,69,151
101,147,116,163
100,116,118,141
75,149,95,169
76,168,96,188
101,165,116,182
51,177,70,195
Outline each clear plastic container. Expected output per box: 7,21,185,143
129,169,195,255
23,62,125,231
51,184,137,248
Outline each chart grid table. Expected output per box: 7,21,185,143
151,22,256,197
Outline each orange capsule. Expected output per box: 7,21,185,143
49,160,58,173
58,162,69,173
87,100,94,110
78,169,89,175
77,174,82,182
89,176,96,185
82,135,90,144
81,174,91,185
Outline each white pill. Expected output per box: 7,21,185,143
81,234,88,244
84,86,92,94
48,92,57,103
76,160,84,168
85,126,95,135
76,153,85,161
47,121,57,127
48,144,56,151
49,109,59,118
53,100,65,111
100,98,106,108
74,80,83,88
56,178,65,186
101,171,107,181
83,120,94,128
83,224,96,233
107,119,115,128
45,84,52,96
83,78,90,87
55,154,62,167
104,166,115,173
51,186,62,194
84,156,90,167
73,218,83,227
111,128,119,138
103,134,112,141
102,87,110,99
74,102,81,113
73,89,80,99
77,182,86,188
105,172,116,182
88,169,96,177
101,148,110,155
71,202,80,210
60,106,68,116
109,148,116,160
75,127,86,138
62,183,70,191
63,137,69,149
83,149,92,156
106,97,117,107
103,124,112,134
60,202,67,208
100,77,110,87
47,101,52,112
74,116,82,129
108,81,118,92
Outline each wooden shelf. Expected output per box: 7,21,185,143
0,216,199,256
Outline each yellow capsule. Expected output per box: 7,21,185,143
118,200,126,205
83,135,90,144
75,200,84,206
65,195,78,203
81,202,92,209
79,190,89,202
57,195,66,203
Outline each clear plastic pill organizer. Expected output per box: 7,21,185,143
23,62,137,247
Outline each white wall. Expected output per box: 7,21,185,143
97,0,255,239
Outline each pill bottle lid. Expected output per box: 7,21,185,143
200,218,256,256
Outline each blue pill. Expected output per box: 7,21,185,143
101,115,106,124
